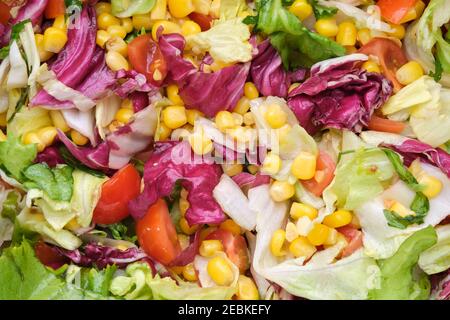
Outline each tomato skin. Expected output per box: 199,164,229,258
128,34,168,86
0,2,11,24
337,226,363,258
368,115,406,134
188,13,213,31
136,199,181,265
93,164,141,225
302,151,336,197
34,241,68,268
377,0,417,24
206,229,249,273
45,0,66,19
358,38,408,92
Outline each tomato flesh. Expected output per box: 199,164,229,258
358,38,408,92
188,13,213,31
136,199,181,265
93,164,141,225
34,241,68,268
0,2,11,25
128,34,168,86
45,0,66,19
302,151,336,197
377,0,417,24
206,229,249,273
338,226,363,258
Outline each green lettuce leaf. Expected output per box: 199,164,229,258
220,0,248,20
23,164,74,202
369,226,437,300
111,0,155,18
310,0,337,19
0,240,110,299
7,106,53,138
419,224,450,275
0,135,37,181
253,0,345,69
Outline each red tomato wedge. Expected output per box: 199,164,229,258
0,2,11,25
338,226,363,258
302,151,336,197
206,229,250,273
358,38,408,92
368,115,406,134
45,0,66,19
188,12,213,31
127,34,168,86
377,0,417,24
136,199,181,265
34,241,68,268
93,164,141,225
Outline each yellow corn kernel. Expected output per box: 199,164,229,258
307,223,330,246
285,222,299,242
35,34,54,62
270,229,287,257
188,130,213,155
243,112,254,126
53,15,67,31
95,2,112,15
414,1,426,17
186,109,203,125
209,60,234,72
181,20,202,36
389,201,415,218
398,1,425,24
96,30,112,48
71,130,89,146
43,27,68,53
290,202,318,220
0,113,7,127
291,152,317,180
37,126,57,147
106,36,128,57
65,217,81,231
119,99,132,110
233,97,251,115
168,0,195,18
236,275,259,300
323,209,353,228
192,0,210,15
22,132,45,152
49,110,70,133
417,174,443,199
155,122,171,141
288,82,300,93
120,18,133,33
315,18,339,37
179,198,190,218
199,240,224,257
346,46,357,54
108,120,123,133
207,255,234,286
389,24,405,40
270,180,295,202
97,13,120,30
182,263,198,281
180,218,198,235
362,60,381,73
336,21,357,46
232,113,243,126
151,0,168,20
395,61,424,86
261,152,282,175
247,164,259,175
115,108,134,124
264,104,287,129
357,28,372,45
106,50,130,71
323,228,338,246
220,219,242,235
170,266,184,275
132,14,153,30
162,106,187,129
222,163,244,177
152,20,182,41
215,110,236,132
107,25,127,39
166,84,184,105
244,82,259,100
289,0,313,20
289,236,317,259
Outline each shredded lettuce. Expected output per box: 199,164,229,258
111,0,156,18
7,106,53,139
418,224,450,275
0,135,37,181
368,226,437,300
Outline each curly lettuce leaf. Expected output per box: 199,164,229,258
253,0,345,69
369,226,437,300
0,135,37,181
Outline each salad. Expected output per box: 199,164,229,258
0,0,449,301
